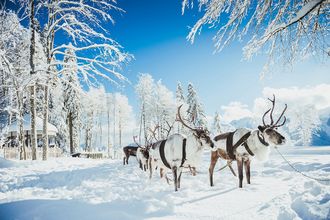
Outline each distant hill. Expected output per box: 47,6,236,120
312,107,330,146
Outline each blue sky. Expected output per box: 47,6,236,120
105,0,329,116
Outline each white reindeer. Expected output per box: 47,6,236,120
149,105,214,191
209,95,287,188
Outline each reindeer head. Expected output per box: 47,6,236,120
133,136,150,159
258,95,287,146
141,147,149,160
177,105,214,148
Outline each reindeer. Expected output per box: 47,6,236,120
134,132,157,172
149,105,214,191
209,95,287,188
123,145,138,165
136,147,150,171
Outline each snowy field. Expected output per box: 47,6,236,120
0,147,329,220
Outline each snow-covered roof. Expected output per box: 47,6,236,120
5,115,58,135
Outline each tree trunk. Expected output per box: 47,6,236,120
143,111,147,145
29,0,37,160
85,128,88,152
42,85,49,160
99,120,102,150
68,112,74,154
107,109,111,158
17,92,26,160
139,104,144,143
30,86,37,160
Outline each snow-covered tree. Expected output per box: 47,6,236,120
288,105,321,146
115,93,133,149
154,80,176,139
182,0,329,75
2,0,131,159
28,0,38,160
106,93,113,157
135,73,155,144
62,47,82,155
49,79,68,149
176,82,185,106
186,83,207,128
212,111,222,135
175,82,186,133
0,10,30,160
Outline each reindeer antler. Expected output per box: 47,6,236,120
262,95,287,128
268,94,275,125
148,125,159,142
163,120,174,138
177,105,197,131
262,108,271,126
273,104,287,127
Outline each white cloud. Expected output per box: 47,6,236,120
253,84,330,118
221,102,253,123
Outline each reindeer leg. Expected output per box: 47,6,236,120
237,157,244,188
149,159,153,179
209,151,219,187
191,167,196,176
244,159,251,184
160,168,164,178
165,175,170,185
123,157,125,165
139,160,143,170
178,168,183,189
172,166,178,191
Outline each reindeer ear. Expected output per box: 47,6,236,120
258,125,265,132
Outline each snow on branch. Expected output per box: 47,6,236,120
183,0,329,72
27,0,131,88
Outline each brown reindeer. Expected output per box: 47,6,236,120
210,95,287,188
123,145,138,165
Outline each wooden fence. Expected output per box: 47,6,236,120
2,147,63,160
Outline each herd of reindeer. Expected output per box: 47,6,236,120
123,95,287,191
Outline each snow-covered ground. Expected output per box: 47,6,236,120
0,147,329,220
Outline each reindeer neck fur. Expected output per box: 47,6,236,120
187,133,204,150
179,133,204,167
245,130,271,161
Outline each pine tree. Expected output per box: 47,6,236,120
212,112,221,134
175,82,186,133
176,82,185,106
186,83,207,128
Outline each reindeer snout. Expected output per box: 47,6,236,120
210,142,214,148
278,136,286,145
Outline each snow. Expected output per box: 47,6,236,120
0,146,329,220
